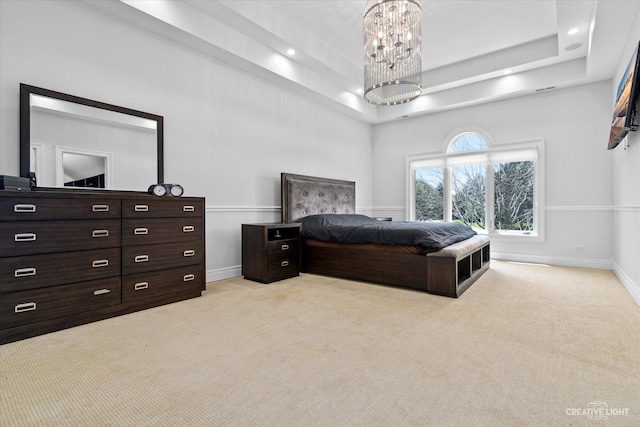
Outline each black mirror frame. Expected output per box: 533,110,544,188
19,83,164,188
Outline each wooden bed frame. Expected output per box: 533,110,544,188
280,173,490,297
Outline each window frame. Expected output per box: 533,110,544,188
406,137,545,242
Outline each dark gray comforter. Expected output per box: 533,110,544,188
297,214,476,255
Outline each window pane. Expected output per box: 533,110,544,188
449,133,488,152
451,164,485,229
494,161,534,231
415,168,444,221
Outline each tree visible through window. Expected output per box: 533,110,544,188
494,161,534,231
415,168,443,221
452,163,485,228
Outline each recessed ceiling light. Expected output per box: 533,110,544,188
286,49,296,56
565,43,583,51
567,28,579,35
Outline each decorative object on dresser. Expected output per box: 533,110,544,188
280,173,490,297
0,190,205,344
242,223,301,283
0,175,32,191
148,183,185,197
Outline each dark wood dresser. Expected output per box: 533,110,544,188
0,190,205,344
242,223,301,283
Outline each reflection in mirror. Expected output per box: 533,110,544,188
20,84,163,192
59,150,109,189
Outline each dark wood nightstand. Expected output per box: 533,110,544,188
242,223,301,283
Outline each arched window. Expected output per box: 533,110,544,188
448,132,488,152
408,130,544,241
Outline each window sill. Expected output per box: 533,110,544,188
485,230,544,243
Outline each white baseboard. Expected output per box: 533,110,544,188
206,265,242,284
490,251,613,270
612,260,640,307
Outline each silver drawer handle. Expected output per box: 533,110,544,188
281,261,289,267
14,204,36,213
15,267,37,278
183,205,195,212
15,302,37,313
182,225,195,233
134,255,149,263
93,289,111,296
183,250,195,257
13,302,36,313
92,204,109,212
15,233,36,242
92,259,109,268
134,282,149,291
134,205,149,212
281,244,289,250
134,228,149,235
183,274,195,282
92,229,109,238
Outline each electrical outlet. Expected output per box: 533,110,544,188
573,245,584,252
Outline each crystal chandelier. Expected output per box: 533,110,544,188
363,0,422,105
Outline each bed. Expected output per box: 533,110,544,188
280,173,490,297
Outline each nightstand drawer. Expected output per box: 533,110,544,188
0,220,121,257
122,241,204,275
0,277,121,330
267,239,299,256
267,252,300,281
122,217,202,246
0,248,121,293
122,266,204,302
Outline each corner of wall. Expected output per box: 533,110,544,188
613,260,640,306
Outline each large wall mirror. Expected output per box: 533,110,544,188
20,83,163,191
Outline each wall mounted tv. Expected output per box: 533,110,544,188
608,41,640,150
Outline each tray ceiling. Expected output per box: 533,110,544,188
88,0,640,123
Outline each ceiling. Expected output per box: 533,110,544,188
88,0,640,124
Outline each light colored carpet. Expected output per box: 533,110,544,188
1,261,639,426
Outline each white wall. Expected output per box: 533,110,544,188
611,9,640,305
0,0,373,281
372,81,615,269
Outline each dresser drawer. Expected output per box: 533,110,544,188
0,248,121,293
0,277,121,330
0,197,120,221
267,238,299,257
122,217,203,246
0,220,121,257
122,199,203,218
122,241,204,275
122,266,204,302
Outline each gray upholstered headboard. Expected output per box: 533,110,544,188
281,173,355,223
